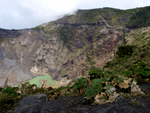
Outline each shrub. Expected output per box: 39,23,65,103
0,94,19,113
85,83,102,99
88,66,104,80
85,79,103,99
85,87,99,99
112,75,124,84
128,65,136,70
17,82,49,96
135,66,150,77
2,87,18,97
86,66,125,100
0,87,20,113
72,78,88,90
116,45,135,58
124,71,132,77
0,87,3,92
92,79,103,92
134,61,150,78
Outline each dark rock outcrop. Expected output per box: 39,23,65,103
11,93,150,113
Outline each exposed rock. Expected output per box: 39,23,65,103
34,93,47,99
39,79,47,88
16,90,21,94
106,86,116,94
11,93,47,113
119,78,132,89
94,92,120,105
94,92,107,105
131,81,145,94
107,92,120,103
11,94,150,113
30,65,40,75
59,77,71,86
42,68,48,75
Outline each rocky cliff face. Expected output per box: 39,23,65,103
0,8,131,87
0,29,42,86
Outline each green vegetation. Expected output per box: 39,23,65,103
0,38,4,43
85,79,103,99
85,67,125,100
116,45,135,58
126,6,150,28
61,68,69,75
72,78,88,90
135,62,150,76
2,87,18,97
0,38,10,44
0,86,20,113
105,48,150,84
104,26,150,84
86,55,95,66
79,10,101,23
33,25,44,30
74,6,150,29
88,66,104,79
61,9,102,24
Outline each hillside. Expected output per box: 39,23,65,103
104,26,150,84
1,26,150,112
0,6,150,88
55,6,150,29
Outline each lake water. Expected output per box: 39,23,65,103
16,75,60,88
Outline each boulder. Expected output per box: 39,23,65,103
94,92,120,105
131,81,145,94
12,93,47,113
107,92,120,103
94,92,107,105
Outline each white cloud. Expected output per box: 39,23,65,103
0,0,149,29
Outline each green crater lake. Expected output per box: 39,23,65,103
16,75,60,88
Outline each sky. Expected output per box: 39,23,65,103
0,0,149,29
